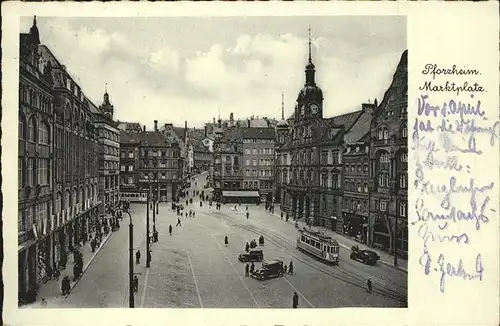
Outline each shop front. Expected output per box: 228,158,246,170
342,212,367,242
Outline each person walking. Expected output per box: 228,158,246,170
193,211,196,218
246,212,250,219
367,278,372,293
224,236,229,246
136,250,141,264
284,265,288,274
250,262,255,274
292,292,299,308
245,242,250,252
245,264,250,277
289,261,294,275
281,211,283,219
176,218,182,227
169,224,173,236
134,275,139,293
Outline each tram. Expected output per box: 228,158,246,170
120,192,147,203
296,228,340,265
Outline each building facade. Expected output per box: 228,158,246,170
369,50,408,255
213,123,244,202
120,122,183,202
94,91,120,216
18,17,101,302
241,128,276,202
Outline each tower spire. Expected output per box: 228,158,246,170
308,24,312,63
281,91,284,119
105,82,108,94
33,15,37,26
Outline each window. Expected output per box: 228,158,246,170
121,165,126,172
39,122,49,145
400,174,407,189
400,152,408,163
321,172,327,187
38,159,48,185
128,177,134,184
378,126,389,140
28,117,36,142
18,158,24,187
401,125,408,138
129,165,134,172
27,158,34,186
380,201,387,211
121,151,125,158
378,173,389,187
400,202,407,217
19,114,26,140
380,153,390,163
364,183,368,192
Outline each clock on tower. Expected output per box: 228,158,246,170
310,103,319,115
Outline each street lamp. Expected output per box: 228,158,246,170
146,173,152,268
112,205,134,308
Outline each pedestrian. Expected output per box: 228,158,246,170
177,218,181,227
284,265,287,274
245,264,250,277
246,212,249,219
186,200,189,206
41,298,48,307
200,201,202,207
224,236,229,246
367,278,372,293
289,261,294,275
181,212,183,217
245,242,250,252
281,211,283,219
91,239,96,253
134,275,139,293
286,213,289,222
292,292,299,308
189,210,192,217
136,250,141,264
193,211,196,218
169,225,173,236
246,206,248,211
250,262,255,273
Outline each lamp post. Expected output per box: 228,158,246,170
146,173,151,268
112,205,134,308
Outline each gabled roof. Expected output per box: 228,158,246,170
120,130,140,144
375,50,408,119
138,131,174,147
172,127,185,139
343,109,372,144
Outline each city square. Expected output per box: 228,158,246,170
17,16,408,309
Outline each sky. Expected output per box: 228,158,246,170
21,16,406,129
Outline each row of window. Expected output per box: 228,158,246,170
242,139,274,144
18,158,49,188
19,86,52,114
345,163,369,174
245,158,274,166
377,173,407,189
137,160,179,169
103,161,119,171
103,145,119,156
377,124,407,140
140,149,180,158
244,148,275,155
377,200,407,217
343,199,368,213
138,172,179,180
120,151,135,159
99,129,119,142
244,169,274,177
19,114,50,145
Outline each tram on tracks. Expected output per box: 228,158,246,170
296,228,340,265
120,192,147,203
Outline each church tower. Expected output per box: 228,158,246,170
276,92,289,146
295,27,324,124
99,84,114,119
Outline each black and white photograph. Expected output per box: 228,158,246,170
17,15,408,309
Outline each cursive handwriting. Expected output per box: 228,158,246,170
421,64,481,80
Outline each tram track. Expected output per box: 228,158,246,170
212,211,407,305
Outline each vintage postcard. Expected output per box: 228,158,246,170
1,2,498,326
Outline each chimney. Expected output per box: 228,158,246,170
204,125,208,137
247,119,251,128
143,125,146,132
154,120,158,131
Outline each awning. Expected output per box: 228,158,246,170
222,191,260,197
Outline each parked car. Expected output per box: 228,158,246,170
250,259,284,280
350,246,380,265
238,249,264,263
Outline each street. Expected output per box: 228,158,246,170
58,172,407,308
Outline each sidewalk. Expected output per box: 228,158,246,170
22,230,114,309
266,205,408,273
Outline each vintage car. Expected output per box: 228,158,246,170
350,246,380,265
250,259,285,280
238,249,264,263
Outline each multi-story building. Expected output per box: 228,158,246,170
369,50,408,255
18,17,56,301
119,131,141,202
213,121,246,203
242,128,276,203
93,90,120,216
18,17,101,303
120,121,183,202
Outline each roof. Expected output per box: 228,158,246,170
120,130,177,147
120,131,140,144
343,109,372,144
376,50,408,119
173,127,185,139
240,127,275,140
87,98,99,114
